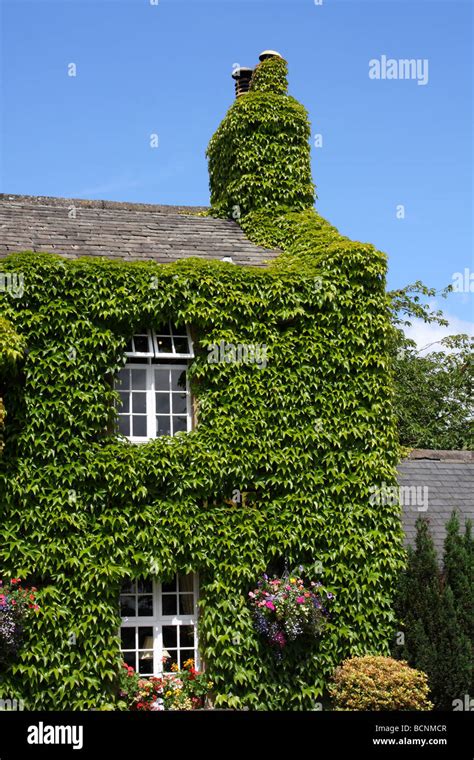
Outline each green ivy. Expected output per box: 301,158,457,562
0,317,25,452
0,56,405,710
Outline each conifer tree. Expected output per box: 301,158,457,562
443,513,474,696
392,518,441,682
393,515,474,708
429,585,472,709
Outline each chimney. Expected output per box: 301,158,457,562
231,66,254,98
208,51,315,216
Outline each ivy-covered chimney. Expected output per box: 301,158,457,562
207,51,315,218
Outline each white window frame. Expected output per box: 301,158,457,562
125,324,194,360
118,323,194,442
117,363,192,442
120,575,200,676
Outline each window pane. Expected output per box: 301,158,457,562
180,626,195,647
179,595,194,615
120,628,135,649
120,596,136,617
155,370,169,391
179,650,194,667
132,393,147,414
172,394,187,414
156,335,173,354
123,651,135,669
161,577,176,593
171,370,185,391
121,580,135,594
138,655,153,675
155,323,170,336
173,416,187,434
138,627,153,648
137,579,153,593
156,417,171,437
134,335,150,354
162,595,177,616
118,392,130,414
162,626,177,648
155,394,170,414
131,369,146,390
137,596,153,616
173,337,189,354
117,369,130,390
132,416,147,437
163,653,178,673
170,323,186,336
178,574,194,593
118,417,130,436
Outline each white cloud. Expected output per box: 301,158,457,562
404,312,474,353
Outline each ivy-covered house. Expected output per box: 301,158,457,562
0,52,406,709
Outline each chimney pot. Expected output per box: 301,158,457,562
258,50,283,62
231,66,254,98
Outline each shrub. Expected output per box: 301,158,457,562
329,655,433,711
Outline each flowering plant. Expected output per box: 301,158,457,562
0,578,39,667
118,659,213,711
249,567,334,656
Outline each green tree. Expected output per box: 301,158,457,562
388,282,473,450
392,518,441,682
392,335,473,449
430,585,472,709
443,513,474,694
393,516,473,708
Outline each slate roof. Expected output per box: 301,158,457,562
398,449,474,559
0,194,280,267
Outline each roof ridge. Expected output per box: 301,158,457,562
0,194,209,215
406,448,474,463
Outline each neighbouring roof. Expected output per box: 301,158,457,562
398,449,474,559
0,194,280,267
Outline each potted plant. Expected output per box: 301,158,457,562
117,659,213,711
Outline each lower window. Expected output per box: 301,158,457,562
119,574,199,675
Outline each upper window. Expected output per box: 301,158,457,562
116,323,193,442
125,323,194,360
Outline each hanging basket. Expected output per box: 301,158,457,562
248,567,334,658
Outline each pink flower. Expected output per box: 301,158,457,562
296,596,305,604
248,591,255,598
265,601,275,610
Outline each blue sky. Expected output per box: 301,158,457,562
1,0,472,341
